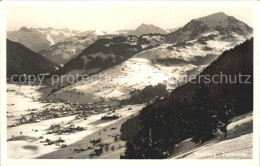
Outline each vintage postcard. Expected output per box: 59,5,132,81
0,1,259,166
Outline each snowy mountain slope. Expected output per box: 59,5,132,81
127,23,168,36
37,27,88,43
166,12,252,43
47,31,247,104
7,27,97,53
39,32,99,65
7,27,54,53
46,12,252,103
170,112,253,159
50,36,142,78
48,34,166,78
7,27,111,64
156,31,246,63
139,34,166,49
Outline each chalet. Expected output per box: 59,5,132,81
48,141,54,145
19,115,28,124
50,124,61,130
86,146,94,150
101,113,120,120
69,124,75,129
29,114,37,123
74,148,86,152
90,138,101,144
61,144,67,148
75,115,80,120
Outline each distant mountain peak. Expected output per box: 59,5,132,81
166,12,252,43
38,27,54,31
19,26,32,32
139,23,154,27
95,30,106,36
137,23,160,29
195,12,229,23
201,12,227,18
127,23,168,36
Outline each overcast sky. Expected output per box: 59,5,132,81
7,7,253,32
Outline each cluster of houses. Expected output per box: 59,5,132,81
6,89,15,92
10,100,119,127
88,139,111,157
18,114,39,125
40,137,66,146
65,132,124,158
46,123,86,135
73,146,104,157
64,138,109,157
89,147,104,157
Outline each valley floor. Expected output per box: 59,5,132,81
6,83,253,159
7,83,145,159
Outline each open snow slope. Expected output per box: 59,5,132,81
170,112,253,159
172,133,252,159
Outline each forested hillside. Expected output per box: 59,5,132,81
121,38,253,159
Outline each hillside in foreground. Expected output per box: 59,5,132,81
121,38,253,159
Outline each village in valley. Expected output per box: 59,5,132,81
7,82,143,159
9,98,114,128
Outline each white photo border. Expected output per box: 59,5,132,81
0,1,259,166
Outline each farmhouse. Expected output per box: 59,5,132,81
101,113,120,120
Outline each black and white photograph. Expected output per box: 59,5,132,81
0,1,259,165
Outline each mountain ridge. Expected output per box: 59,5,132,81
7,39,60,77
166,12,252,43
127,23,168,36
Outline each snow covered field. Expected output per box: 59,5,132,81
171,133,252,159
184,133,252,159
7,84,143,158
170,112,253,159
48,47,198,103
7,83,145,159
7,84,50,126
